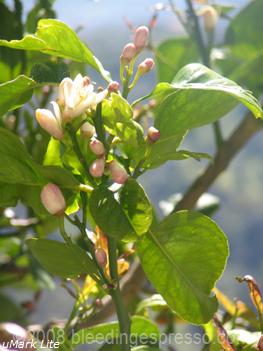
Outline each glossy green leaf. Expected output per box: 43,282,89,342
0,127,43,185
89,186,136,240
156,38,198,82
137,211,229,324
0,19,110,81
27,238,97,278
152,63,262,138
40,165,79,190
0,75,36,116
72,316,159,345
120,179,153,236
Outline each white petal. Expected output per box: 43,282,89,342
96,89,108,104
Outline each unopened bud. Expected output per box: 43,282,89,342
120,43,137,65
95,248,107,267
40,183,66,215
147,126,160,142
134,26,149,51
81,122,96,138
108,160,129,184
199,6,218,32
89,139,105,156
89,158,105,178
35,108,63,140
258,335,263,350
138,58,155,74
108,81,120,93
95,298,103,308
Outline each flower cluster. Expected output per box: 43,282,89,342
36,74,108,140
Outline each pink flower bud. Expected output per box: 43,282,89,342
95,248,107,267
40,183,66,215
89,158,105,178
147,126,160,142
89,139,105,156
258,335,263,350
199,6,218,32
108,160,129,184
35,107,63,140
120,43,137,65
138,58,155,74
134,25,149,51
80,122,96,138
108,81,120,93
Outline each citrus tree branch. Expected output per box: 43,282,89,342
174,113,262,211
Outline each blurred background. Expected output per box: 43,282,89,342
2,0,263,341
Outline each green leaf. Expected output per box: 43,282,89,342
0,183,19,207
152,63,262,138
40,165,79,190
27,238,97,278
0,293,24,322
136,294,167,314
0,127,43,185
156,38,198,83
0,19,110,81
102,95,146,164
89,186,136,240
132,347,162,351
225,0,263,52
0,75,36,116
30,61,69,83
137,211,229,324
72,316,159,345
119,179,153,236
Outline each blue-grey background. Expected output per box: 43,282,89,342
7,0,263,346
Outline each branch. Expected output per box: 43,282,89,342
174,113,262,211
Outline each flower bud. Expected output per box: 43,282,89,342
108,81,120,93
258,335,263,350
80,122,96,138
35,108,63,140
89,158,105,178
134,26,149,51
108,160,129,184
89,139,105,156
40,183,66,215
138,58,155,74
199,6,218,32
120,43,137,65
147,126,160,142
95,248,107,267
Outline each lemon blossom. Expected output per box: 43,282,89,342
58,74,108,121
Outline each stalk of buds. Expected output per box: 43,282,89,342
80,121,96,138
108,160,129,184
199,6,218,32
147,126,160,142
134,25,149,52
89,157,105,178
40,183,66,215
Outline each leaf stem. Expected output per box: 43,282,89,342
108,239,131,351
